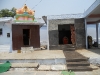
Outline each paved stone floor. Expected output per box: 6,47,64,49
0,69,100,75
76,49,100,65
76,49,100,58
75,69,100,75
0,50,65,59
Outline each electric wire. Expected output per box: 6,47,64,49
32,0,43,9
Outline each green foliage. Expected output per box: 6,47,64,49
0,61,11,73
0,7,16,17
61,70,75,75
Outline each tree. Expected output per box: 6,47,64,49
11,7,16,17
0,7,16,17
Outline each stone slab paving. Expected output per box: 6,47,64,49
9,68,36,71
75,69,100,75
36,71,47,75
46,71,61,75
38,65,67,71
76,49,100,58
0,50,65,59
0,69,100,75
11,63,39,68
0,71,61,75
38,65,51,71
76,49,100,65
0,50,66,65
63,51,88,59
51,65,67,71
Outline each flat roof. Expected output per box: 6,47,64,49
12,18,45,25
0,17,12,22
84,0,100,24
84,0,100,18
12,22,45,26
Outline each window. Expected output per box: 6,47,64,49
7,33,10,37
0,28,2,35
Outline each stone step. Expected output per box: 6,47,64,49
49,44,76,50
66,58,88,62
0,49,9,51
9,68,36,71
67,61,90,66
0,45,10,51
62,44,76,48
63,51,93,71
64,51,89,62
38,65,67,71
21,47,34,51
67,66,93,71
0,47,10,49
0,63,39,68
0,47,10,48
0,49,10,50
60,45,76,51
63,48,76,51
10,65,67,71
10,63,39,68
0,50,66,65
0,45,10,47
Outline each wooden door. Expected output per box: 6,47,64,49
12,25,40,50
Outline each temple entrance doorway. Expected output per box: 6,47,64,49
58,24,76,45
23,29,30,45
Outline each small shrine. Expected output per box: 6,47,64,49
12,4,45,50
15,4,35,22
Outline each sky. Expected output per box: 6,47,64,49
0,0,96,17
0,0,99,42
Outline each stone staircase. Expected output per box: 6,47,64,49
0,50,67,71
0,44,10,52
64,51,93,71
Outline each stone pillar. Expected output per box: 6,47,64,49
96,23,99,46
75,18,86,49
85,19,88,49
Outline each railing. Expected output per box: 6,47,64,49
84,0,100,17
47,13,84,20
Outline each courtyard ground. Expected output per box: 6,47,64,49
0,69,100,75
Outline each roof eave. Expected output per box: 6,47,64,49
84,0,100,18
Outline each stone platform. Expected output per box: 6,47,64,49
76,49,100,65
0,50,66,65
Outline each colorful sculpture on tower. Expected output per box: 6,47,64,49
15,4,35,22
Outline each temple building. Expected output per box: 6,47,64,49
0,0,100,52
47,0,100,50
0,4,45,52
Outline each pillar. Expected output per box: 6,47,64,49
96,23,99,46
47,16,49,50
85,19,88,49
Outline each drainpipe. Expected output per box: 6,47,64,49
85,19,88,49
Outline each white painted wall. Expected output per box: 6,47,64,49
0,22,12,52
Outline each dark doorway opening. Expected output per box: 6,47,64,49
23,29,30,45
58,24,73,44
